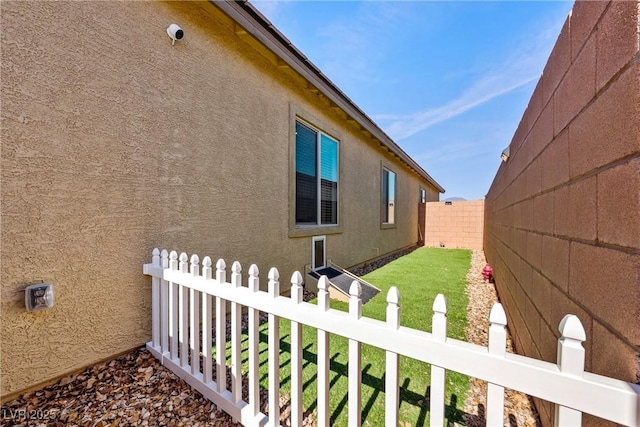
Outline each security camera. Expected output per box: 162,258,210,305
167,24,184,45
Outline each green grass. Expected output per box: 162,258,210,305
226,247,472,426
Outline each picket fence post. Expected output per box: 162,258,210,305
317,276,330,427
348,281,362,427
430,294,447,426
267,268,281,427
160,249,169,355
290,271,304,427
247,264,260,417
231,261,243,407
169,251,179,361
189,255,200,375
151,248,161,350
216,259,227,393
179,252,189,369
202,257,213,384
385,287,400,427
554,315,586,427
487,303,507,426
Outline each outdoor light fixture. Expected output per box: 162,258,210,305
25,283,55,312
501,146,510,162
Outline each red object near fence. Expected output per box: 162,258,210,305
482,264,493,282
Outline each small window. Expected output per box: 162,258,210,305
420,188,427,203
295,121,339,226
382,168,396,224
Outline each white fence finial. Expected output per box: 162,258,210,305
349,280,361,297
268,267,280,298
291,271,303,304
489,302,507,327
386,286,400,329
248,264,259,292
169,250,178,270
216,258,227,283
152,248,160,265
190,254,200,276
161,249,169,268
179,252,189,273
433,293,447,315
232,261,242,273
559,314,586,342
386,286,400,305
231,261,242,288
202,256,212,280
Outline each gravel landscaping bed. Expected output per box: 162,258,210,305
349,246,418,277
462,249,541,427
3,248,541,426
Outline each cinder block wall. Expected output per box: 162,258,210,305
484,1,639,425
424,200,484,250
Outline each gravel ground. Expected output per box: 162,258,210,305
349,246,418,277
3,248,540,426
462,249,541,427
1,291,317,427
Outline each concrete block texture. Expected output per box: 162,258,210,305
539,130,569,192
553,33,596,136
570,0,608,62
569,63,640,179
595,0,640,91
569,242,639,345
424,200,484,250
567,175,597,241
485,0,640,399
542,16,571,106
597,158,640,249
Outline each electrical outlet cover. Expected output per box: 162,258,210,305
25,284,54,312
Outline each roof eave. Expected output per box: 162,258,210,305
210,0,445,194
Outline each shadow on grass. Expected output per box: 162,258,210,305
246,330,469,426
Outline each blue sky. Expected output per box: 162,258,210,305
252,0,574,200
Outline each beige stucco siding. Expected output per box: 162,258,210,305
1,1,440,398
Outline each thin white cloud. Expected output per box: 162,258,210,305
313,2,416,87
380,75,539,141
376,20,561,141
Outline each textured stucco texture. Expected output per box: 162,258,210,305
1,1,440,398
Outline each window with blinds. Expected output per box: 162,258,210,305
295,120,339,226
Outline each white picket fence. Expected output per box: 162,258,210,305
143,248,640,426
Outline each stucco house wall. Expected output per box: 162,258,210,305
484,1,639,425
1,1,442,399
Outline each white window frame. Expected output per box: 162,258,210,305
294,119,339,228
289,105,344,238
311,235,326,270
381,166,397,228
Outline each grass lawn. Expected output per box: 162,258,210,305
229,247,472,426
